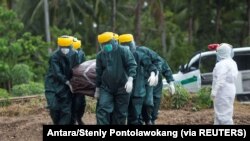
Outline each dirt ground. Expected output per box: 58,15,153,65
0,102,249,141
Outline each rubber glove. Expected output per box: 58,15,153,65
66,81,74,93
94,87,100,99
148,72,156,86
169,82,175,95
125,77,133,93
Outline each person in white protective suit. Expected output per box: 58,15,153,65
211,43,238,125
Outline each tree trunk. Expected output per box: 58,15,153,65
188,0,193,43
158,1,167,57
135,0,144,44
111,0,116,32
215,0,222,40
7,0,12,9
44,0,52,53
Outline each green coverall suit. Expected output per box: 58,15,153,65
137,46,162,125
121,44,157,125
45,47,78,125
96,43,137,125
151,56,174,124
71,49,86,125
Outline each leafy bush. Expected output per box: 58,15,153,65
171,84,190,109
160,89,172,110
0,88,11,107
193,87,213,110
11,64,33,85
13,32,49,81
0,88,9,99
0,62,11,84
11,82,44,96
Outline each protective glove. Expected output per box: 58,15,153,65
94,88,100,99
153,71,159,86
125,77,133,93
168,82,175,95
65,81,74,93
147,72,156,86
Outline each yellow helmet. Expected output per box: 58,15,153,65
114,33,119,40
103,32,119,40
118,34,134,43
98,32,114,44
57,35,73,47
72,38,81,50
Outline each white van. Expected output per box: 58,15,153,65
164,47,250,101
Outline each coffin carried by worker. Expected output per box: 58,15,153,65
70,59,96,97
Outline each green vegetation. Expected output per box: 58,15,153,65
0,88,11,107
11,64,33,85
0,1,246,111
161,85,213,111
11,82,44,97
171,84,190,109
193,87,213,111
0,88,9,99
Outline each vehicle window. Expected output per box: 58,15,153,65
233,52,250,70
200,55,216,73
189,60,199,71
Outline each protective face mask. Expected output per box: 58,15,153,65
61,48,70,55
103,44,113,52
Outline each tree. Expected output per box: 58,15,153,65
0,7,49,90
134,0,143,44
215,0,222,41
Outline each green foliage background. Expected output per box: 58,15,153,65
0,0,249,97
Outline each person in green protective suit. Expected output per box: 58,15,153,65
95,32,137,125
151,56,175,124
71,38,86,125
119,34,158,125
137,46,162,125
44,35,78,125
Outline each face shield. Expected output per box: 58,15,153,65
120,41,136,52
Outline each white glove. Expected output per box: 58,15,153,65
147,72,156,86
125,77,133,93
168,82,175,95
94,88,100,99
65,81,74,93
153,71,159,86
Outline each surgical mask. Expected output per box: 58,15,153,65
103,44,113,52
61,48,70,55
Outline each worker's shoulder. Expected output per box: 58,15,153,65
49,50,60,59
117,45,131,53
137,46,153,53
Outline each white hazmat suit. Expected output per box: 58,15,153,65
211,43,238,125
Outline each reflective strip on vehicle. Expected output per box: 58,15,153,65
181,76,198,85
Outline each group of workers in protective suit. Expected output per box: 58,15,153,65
44,32,175,125
45,32,238,125
95,32,176,125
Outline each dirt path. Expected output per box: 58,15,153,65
0,103,249,141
